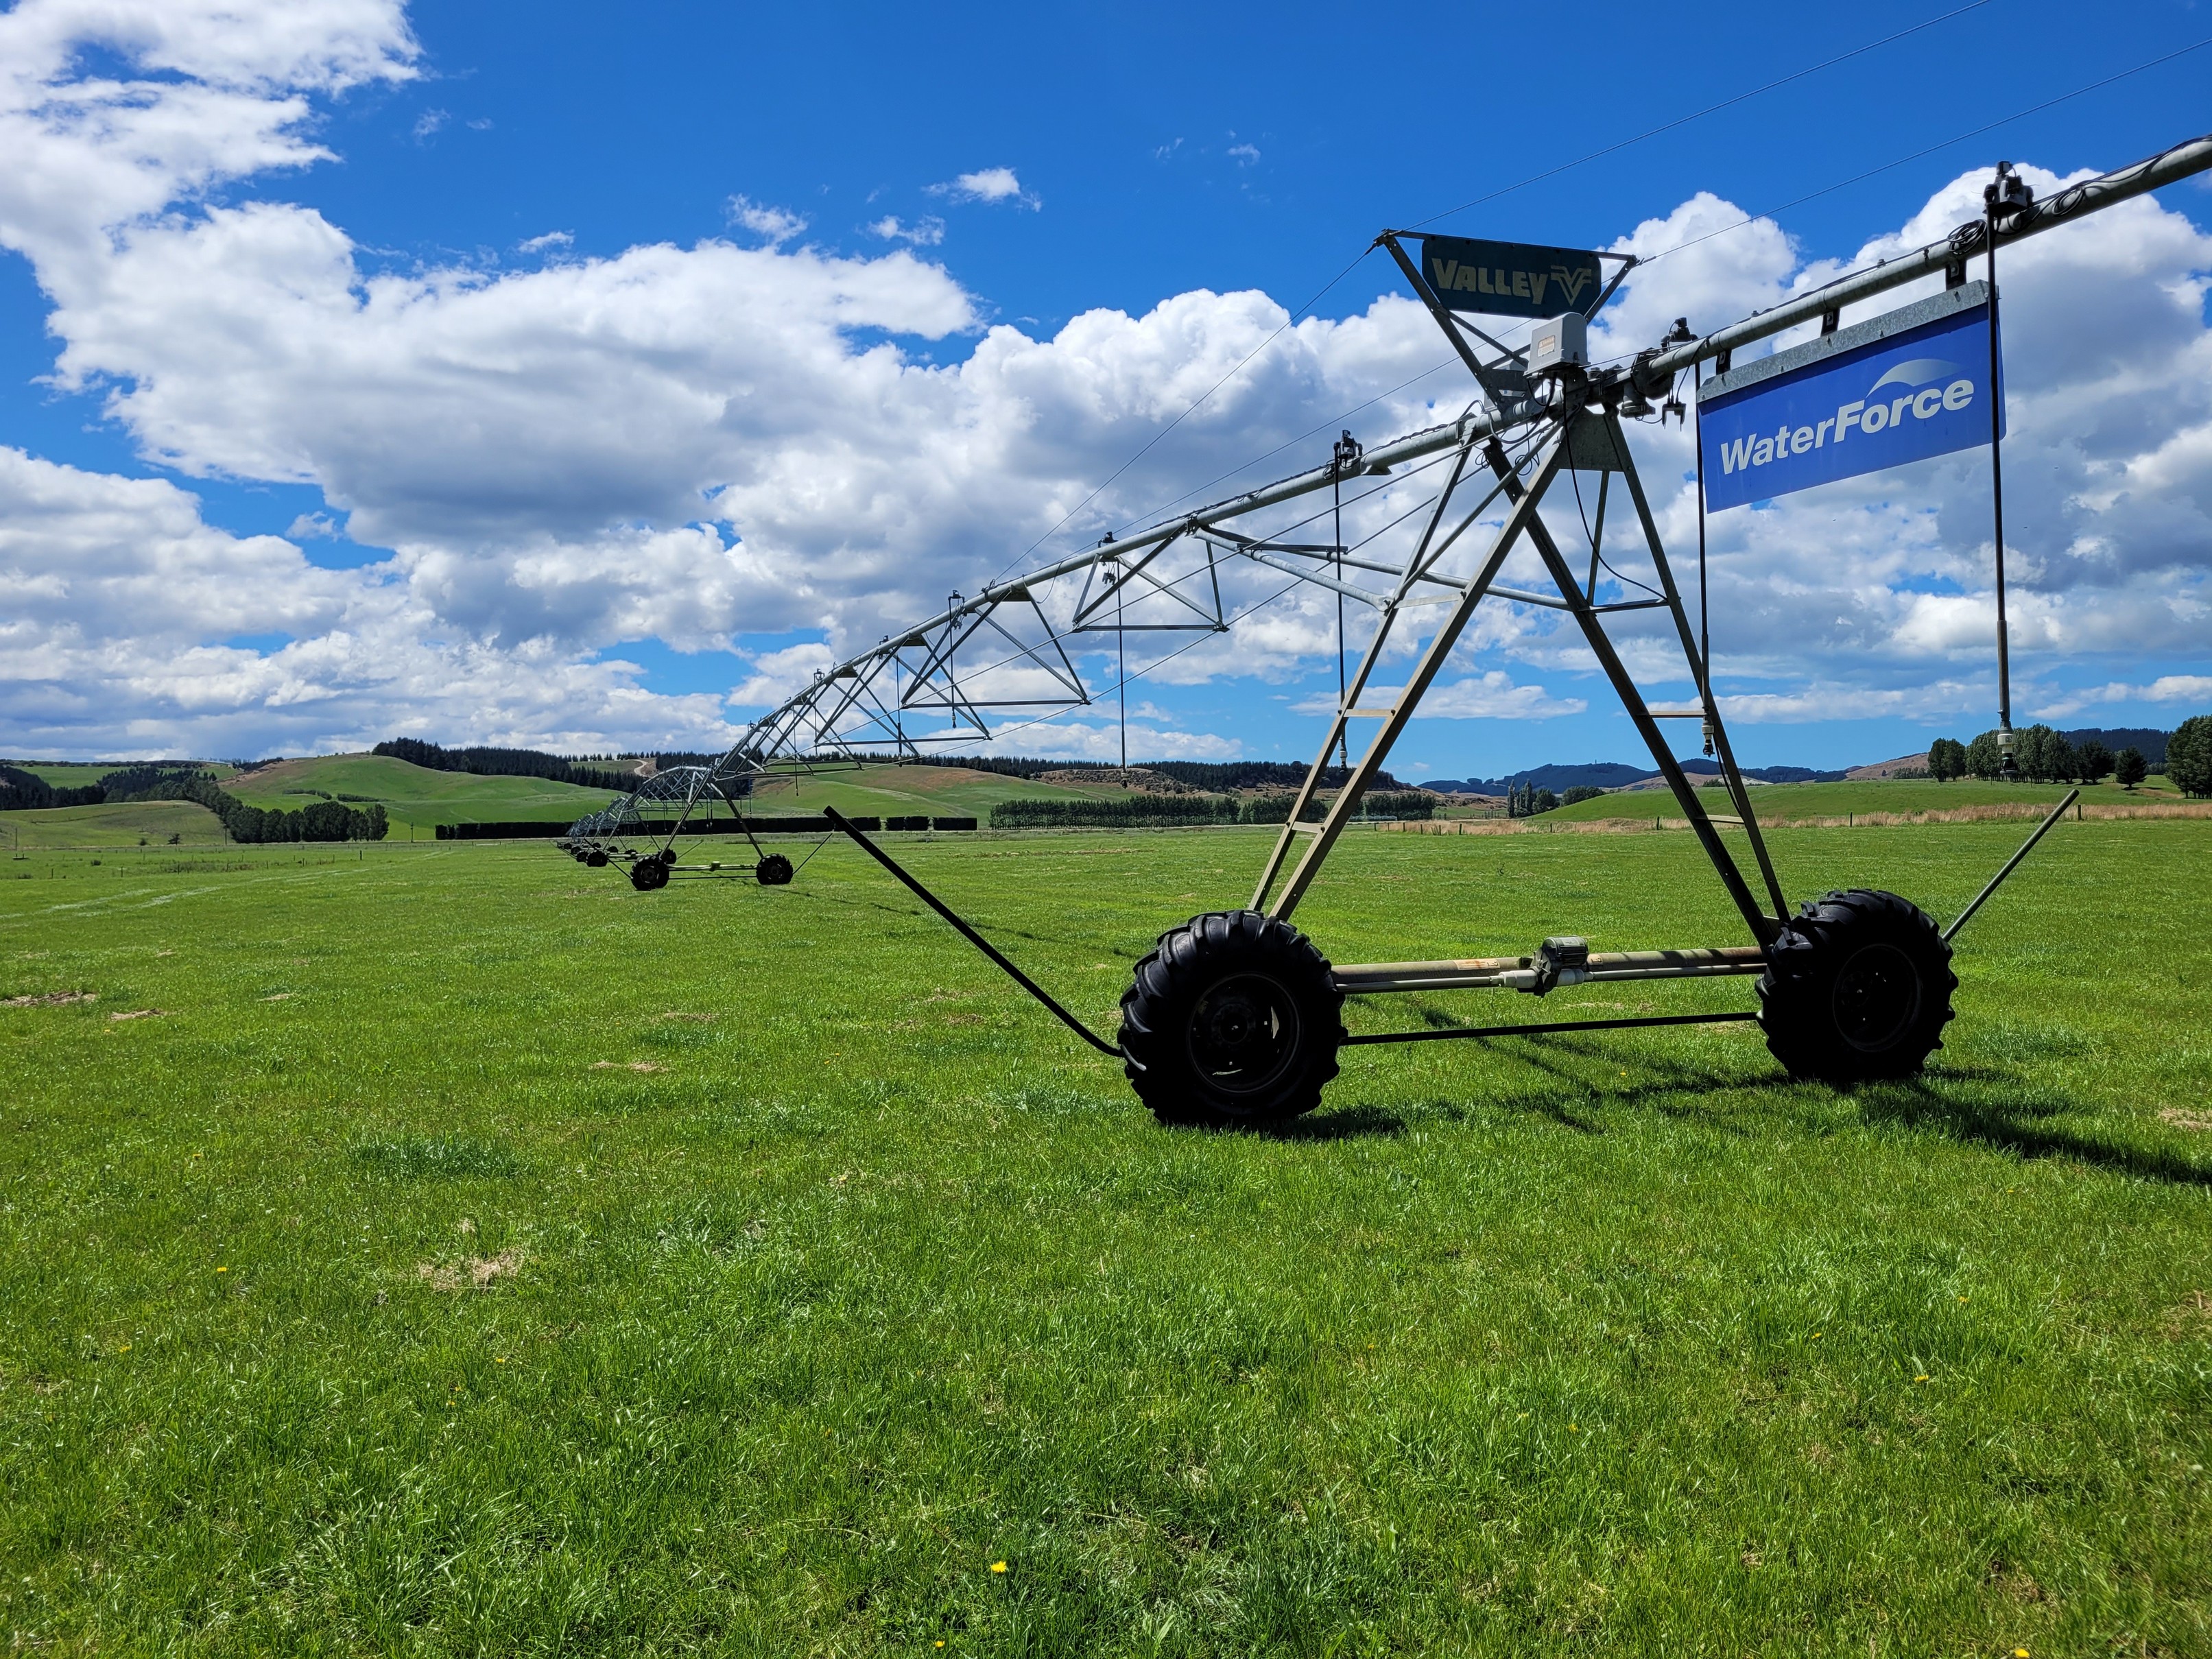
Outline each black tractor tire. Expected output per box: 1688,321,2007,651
629,856,671,892
1758,888,1955,1084
1119,909,1344,1128
755,852,794,886
585,849,608,868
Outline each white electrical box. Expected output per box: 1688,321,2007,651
1526,309,1588,376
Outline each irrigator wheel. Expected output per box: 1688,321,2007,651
1119,909,1344,1127
1757,888,1955,1083
585,849,608,868
756,852,794,886
629,855,671,892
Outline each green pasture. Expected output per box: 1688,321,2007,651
229,754,1123,833
0,761,238,788
0,800,232,850
1,820,2207,1654
224,754,617,835
1545,774,2191,824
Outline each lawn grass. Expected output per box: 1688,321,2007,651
1,820,2207,1654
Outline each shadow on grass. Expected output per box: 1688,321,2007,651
1856,1072,2212,1187
1265,1103,1408,1141
1337,1021,1780,1138
1342,1037,2212,1187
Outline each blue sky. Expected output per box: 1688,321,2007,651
0,0,2207,772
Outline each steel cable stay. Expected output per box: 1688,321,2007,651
559,126,2212,1130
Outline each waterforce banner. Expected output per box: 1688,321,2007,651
1416,235,1604,319
1698,282,2001,512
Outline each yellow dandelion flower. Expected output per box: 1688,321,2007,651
215,1266,228,1274
1915,1374,1931,1383
990,1560,1008,1574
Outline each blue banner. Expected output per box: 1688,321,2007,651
1698,287,2001,512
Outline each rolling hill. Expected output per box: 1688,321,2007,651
224,754,621,835
0,800,232,848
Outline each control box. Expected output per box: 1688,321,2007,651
1526,309,1588,377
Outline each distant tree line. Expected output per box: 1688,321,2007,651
2168,716,2212,796
989,789,1434,830
371,738,693,795
906,754,1406,792
1506,783,1561,817
100,767,387,843
0,766,106,811
1239,790,1434,824
1915,721,2207,789
992,796,1239,828
1929,726,2118,784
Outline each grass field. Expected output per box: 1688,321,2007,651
230,755,1127,835
223,754,619,835
2,820,2208,1654
0,800,232,850
1545,776,2191,824
1,761,239,789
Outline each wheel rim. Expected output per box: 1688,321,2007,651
1831,942,1920,1051
1186,972,1301,1097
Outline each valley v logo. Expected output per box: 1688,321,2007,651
1427,254,1595,313
1414,233,1604,321
1697,290,2001,512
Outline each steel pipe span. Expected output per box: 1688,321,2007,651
619,130,2212,805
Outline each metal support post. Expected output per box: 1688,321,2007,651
1984,165,2023,776
1692,359,1713,756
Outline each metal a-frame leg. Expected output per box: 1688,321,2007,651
1598,409,1789,922
1254,428,1571,920
1253,407,1784,947
1510,414,1781,944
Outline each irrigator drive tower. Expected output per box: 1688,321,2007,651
559,765,793,888
586,134,2211,1127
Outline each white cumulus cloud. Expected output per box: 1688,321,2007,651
930,167,1034,207
0,0,2204,763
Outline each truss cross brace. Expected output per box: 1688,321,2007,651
1252,407,1785,945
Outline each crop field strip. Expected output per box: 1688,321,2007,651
1,819,2207,1654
